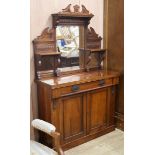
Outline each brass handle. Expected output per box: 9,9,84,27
99,80,105,86
71,85,79,92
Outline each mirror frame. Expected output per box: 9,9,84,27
52,8,94,73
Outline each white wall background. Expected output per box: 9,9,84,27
30,0,104,139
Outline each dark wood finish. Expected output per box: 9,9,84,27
115,112,124,130
52,13,93,27
33,7,103,79
36,70,120,150
80,27,105,71
87,88,107,134
104,0,124,130
51,77,116,99
86,27,102,49
52,8,99,73
36,52,61,56
39,70,119,88
33,27,56,53
60,57,79,68
87,85,116,135
61,126,115,150
33,3,123,151
52,4,94,28
33,27,60,79
84,49,106,71
60,4,92,15
60,94,87,144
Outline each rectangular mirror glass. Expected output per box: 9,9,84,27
56,26,82,69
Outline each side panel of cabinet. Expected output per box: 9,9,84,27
37,83,54,147
107,86,116,127
60,93,86,144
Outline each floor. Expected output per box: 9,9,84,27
65,129,124,155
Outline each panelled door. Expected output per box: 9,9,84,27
52,86,116,145
87,86,116,134
60,93,87,144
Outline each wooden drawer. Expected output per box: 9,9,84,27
52,78,113,98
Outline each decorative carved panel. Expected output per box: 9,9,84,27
80,27,104,71
33,27,56,53
52,4,94,27
33,27,60,79
86,27,102,49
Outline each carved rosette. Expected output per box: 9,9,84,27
73,5,80,13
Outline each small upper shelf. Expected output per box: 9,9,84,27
35,51,61,56
79,48,106,53
86,49,106,53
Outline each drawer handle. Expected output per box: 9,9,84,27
99,80,105,86
71,85,79,92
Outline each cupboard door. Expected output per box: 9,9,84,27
61,93,86,143
87,88,108,134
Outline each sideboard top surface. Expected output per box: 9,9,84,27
37,70,120,89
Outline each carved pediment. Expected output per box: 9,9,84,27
33,27,55,42
87,27,102,38
58,4,93,16
33,27,56,54
86,27,102,49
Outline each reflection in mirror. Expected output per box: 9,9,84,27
56,26,80,68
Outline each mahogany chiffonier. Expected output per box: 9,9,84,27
33,4,120,150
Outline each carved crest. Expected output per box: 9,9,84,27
59,4,93,15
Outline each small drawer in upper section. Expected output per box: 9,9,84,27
52,78,114,98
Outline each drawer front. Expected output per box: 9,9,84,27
52,78,113,98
